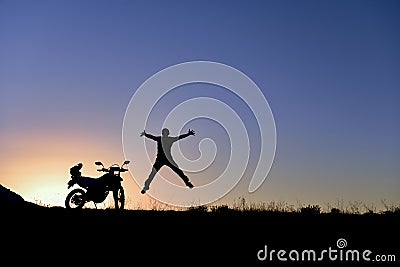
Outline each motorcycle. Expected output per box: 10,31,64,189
65,160,130,210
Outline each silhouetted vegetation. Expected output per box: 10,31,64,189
300,204,321,215
2,190,399,266
179,197,400,216
29,193,400,216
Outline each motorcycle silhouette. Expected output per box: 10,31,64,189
65,160,130,209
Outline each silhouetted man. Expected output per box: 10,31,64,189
140,128,195,194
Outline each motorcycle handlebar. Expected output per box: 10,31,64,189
97,167,128,172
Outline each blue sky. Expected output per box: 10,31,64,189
1,0,399,209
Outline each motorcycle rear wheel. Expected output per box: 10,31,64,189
65,188,86,209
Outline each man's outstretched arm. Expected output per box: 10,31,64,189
177,129,195,140
140,130,158,141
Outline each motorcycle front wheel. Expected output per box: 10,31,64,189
115,186,125,210
65,188,87,209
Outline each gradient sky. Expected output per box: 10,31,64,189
1,0,399,210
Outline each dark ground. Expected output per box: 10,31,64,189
1,205,399,266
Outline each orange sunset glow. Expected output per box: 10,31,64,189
0,129,149,208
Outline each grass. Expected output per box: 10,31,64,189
41,194,400,215
184,197,400,215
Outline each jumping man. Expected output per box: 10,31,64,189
140,128,195,194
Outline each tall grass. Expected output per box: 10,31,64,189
182,197,400,215
37,194,400,215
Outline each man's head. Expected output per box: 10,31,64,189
162,128,170,137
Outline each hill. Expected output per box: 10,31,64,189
0,184,398,265
1,205,399,266
0,184,40,208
